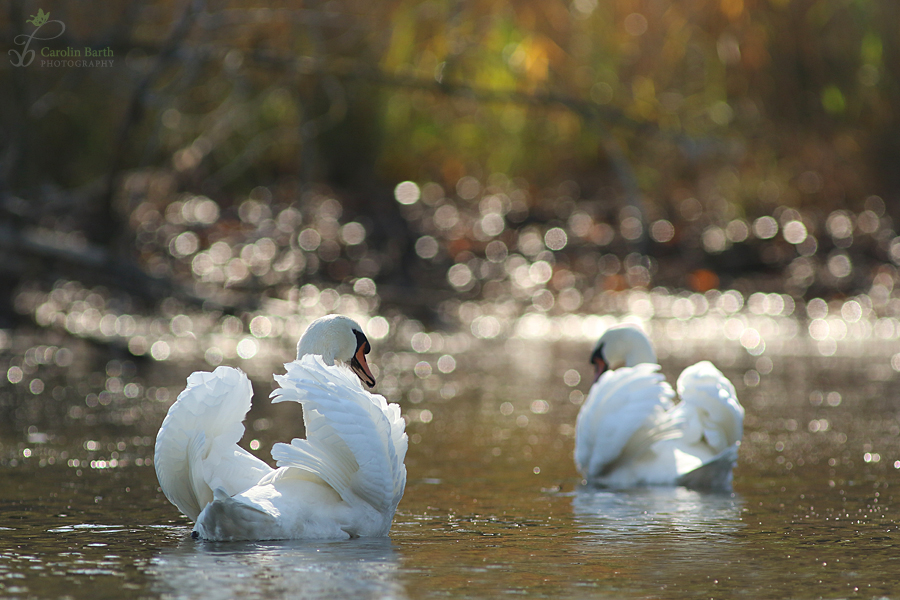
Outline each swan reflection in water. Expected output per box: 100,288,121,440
572,485,744,552
571,486,757,593
148,535,406,600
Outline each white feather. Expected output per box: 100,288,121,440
154,366,273,521
270,355,407,516
674,361,744,454
575,364,675,480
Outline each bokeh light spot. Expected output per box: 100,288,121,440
437,354,456,373
353,278,377,297
826,211,853,239
620,217,643,241
366,316,390,340
480,214,505,238
485,240,508,263
340,222,366,245
753,216,778,239
7,366,23,384
827,253,852,278
414,361,433,378
150,341,171,361
725,219,749,243
434,205,460,230
394,181,421,205
448,264,474,290
415,236,439,259
544,227,568,251
456,176,481,200
530,399,550,414
650,220,674,243
623,12,648,36
411,332,432,353
236,337,259,359
529,261,553,285
298,229,321,251
783,220,807,244
702,226,727,253
841,300,862,322
806,298,828,319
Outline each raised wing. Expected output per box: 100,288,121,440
269,355,408,514
154,366,272,521
674,361,744,453
574,363,675,480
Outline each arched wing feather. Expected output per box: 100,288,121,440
154,366,272,521
574,363,675,479
674,361,744,453
270,355,408,514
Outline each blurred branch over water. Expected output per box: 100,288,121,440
1,0,899,330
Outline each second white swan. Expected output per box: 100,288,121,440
574,324,744,491
154,314,408,541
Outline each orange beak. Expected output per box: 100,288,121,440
350,344,376,388
592,357,607,383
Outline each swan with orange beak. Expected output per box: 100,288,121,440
155,313,407,541
576,324,743,491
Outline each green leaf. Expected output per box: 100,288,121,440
27,8,49,27
821,86,845,114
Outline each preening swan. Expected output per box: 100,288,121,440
154,314,408,541
574,324,744,491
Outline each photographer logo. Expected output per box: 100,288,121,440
9,9,114,68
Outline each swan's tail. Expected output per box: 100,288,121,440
675,444,739,491
192,487,279,541
154,366,272,521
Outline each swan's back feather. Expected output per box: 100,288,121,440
154,366,272,521
270,355,408,514
575,363,675,479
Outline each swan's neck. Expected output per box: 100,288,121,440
610,328,657,367
624,343,657,367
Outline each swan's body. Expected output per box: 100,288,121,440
154,315,407,541
574,324,743,491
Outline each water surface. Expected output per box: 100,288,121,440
1,327,898,599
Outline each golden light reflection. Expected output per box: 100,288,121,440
6,163,900,480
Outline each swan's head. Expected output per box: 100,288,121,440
297,314,376,387
590,324,657,380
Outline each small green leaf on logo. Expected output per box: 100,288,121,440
27,9,49,27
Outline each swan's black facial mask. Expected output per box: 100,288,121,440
590,343,607,382
351,330,375,388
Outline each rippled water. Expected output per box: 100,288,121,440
1,326,899,599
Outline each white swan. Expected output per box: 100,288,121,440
574,324,744,491
154,314,408,541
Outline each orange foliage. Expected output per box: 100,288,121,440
688,269,721,293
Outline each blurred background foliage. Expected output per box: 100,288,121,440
2,0,900,326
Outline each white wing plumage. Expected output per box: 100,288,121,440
269,355,408,515
574,363,675,480
154,367,273,521
673,361,744,453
